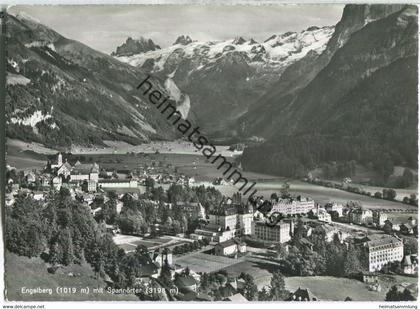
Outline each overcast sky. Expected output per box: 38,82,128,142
9,4,344,54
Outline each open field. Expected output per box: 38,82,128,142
253,180,417,210
220,255,280,289
348,183,417,203
6,155,45,171
72,140,242,157
320,177,418,203
285,275,418,301
310,164,418,202
6,139,49,170
386,212,417,225
103,186,146,194
7,139,417,212
7,139,57,155
4,251,138,301
173,252,243,273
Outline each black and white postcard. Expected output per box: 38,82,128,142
1,2,418,306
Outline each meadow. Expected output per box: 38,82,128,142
4,251,138,301
284,275,418,301
7,139,417,212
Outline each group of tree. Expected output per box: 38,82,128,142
199,270,231,300
242,132,417,182
5,189,175,298
5,168,41,192
198,269,290,301
146,183,222,213
273,221,368,277
234,272,257,301
172,239,209,255
393,168,416,188
114,183,225,237
90,191,118,224
402,194,418,206
382,188,397,201
320,161,357,179
308,176,416,205
258,271,290,301
385,285,416,301
113,190,192,236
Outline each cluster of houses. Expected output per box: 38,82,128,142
191,195,253,256
301,200,418,238
7,153,199,197
186,193,418,278
15,153,139,193
136,165,195,187
341,207,418,236
189,195,329,256
5,152,418,296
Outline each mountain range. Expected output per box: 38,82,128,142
114,27,334,132
240,4,418,180
6,12,180,147
6,5,418,180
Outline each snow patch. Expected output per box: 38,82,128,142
11,110,50,127
10,109,58,131
168,69,177,78
164,78,182,101
47,43,56,52
8,59,19,72
131,116,156,134
116,26,334,72
164,77,190,118
177,94,191,119
24,41,48,48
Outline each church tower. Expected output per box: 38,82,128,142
57,153,63,166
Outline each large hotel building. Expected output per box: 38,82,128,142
191,203,253,243
271,196,315,216
252,220,293,243
365,236,404,272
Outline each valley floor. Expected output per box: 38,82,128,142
6,139,418,212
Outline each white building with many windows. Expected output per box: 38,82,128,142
365,236,404,272
325,202,343,217
98,179,138,189
252,220,292,243
192,204,253,243
214,239,246,257
271,196,315,216
349,208,373,225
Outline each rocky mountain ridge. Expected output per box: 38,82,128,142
111,37,161,57
240,5,418,179
6,12,181,147
114,26,335,132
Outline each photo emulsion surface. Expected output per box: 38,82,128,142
3,3,419,303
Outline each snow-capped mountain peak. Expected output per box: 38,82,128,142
113,25,334,132
173,35,193,45
115,26,334,73
112,37,161,57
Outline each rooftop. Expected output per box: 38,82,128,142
367,236,403,248
175,275,197,287
215,238,245,249
72,163,99,174
98,179,137,183
226,293,248,302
